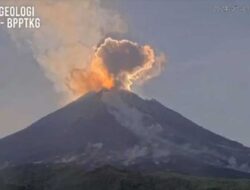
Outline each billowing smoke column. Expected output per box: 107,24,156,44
67,38,165,98
6,0,166,103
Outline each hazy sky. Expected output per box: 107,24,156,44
0,0,250,146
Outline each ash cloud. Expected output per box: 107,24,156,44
6,0,126,103
94,38,166,90
66,38,166,96
96,38,147,75
6,0,166,103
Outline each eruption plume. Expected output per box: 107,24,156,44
67,38,165,98
5,0,166,103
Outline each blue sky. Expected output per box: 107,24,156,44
0,0,250,145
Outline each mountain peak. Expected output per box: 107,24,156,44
74,88,136,105
0,89,250,177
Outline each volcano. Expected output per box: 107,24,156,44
0,89,250,178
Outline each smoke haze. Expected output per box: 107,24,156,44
6,0,166,103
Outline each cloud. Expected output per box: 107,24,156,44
5,0,126,103
5,0,166,103
66,38,166,97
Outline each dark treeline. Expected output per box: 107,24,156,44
0,164,250,190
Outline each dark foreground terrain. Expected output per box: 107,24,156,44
0,164,250,190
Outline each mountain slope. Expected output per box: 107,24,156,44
0,89,250,177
